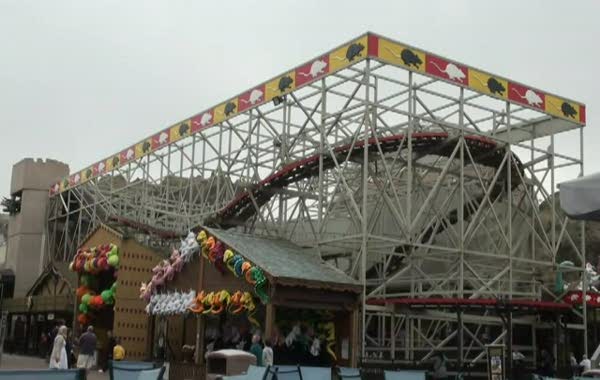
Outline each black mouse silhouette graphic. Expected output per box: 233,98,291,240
487,78,505,95
179,123,190,136
142,141,151,153
561,102,577,118
472,73,505,96
224,102,236,116
85,169,92,178
401,49,422,68
112,156,120,167
383,46,422,68
278,76,293,93
346,43,365,61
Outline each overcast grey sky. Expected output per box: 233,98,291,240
1,0,599,195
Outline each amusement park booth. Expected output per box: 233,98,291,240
69,223,165,365
143,227,361,380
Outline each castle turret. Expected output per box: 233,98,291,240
4,158,69,296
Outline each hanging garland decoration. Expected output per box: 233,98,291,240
196,230,270,304
318,321,337,362
186,289,260,328
70,243,120,326
139,232,199,301
146,290,197,316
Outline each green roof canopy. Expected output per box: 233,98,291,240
205,227,361,293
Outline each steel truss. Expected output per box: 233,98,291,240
47,55,586,371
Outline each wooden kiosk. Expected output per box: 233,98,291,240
145,227,361,380
70,224,165,364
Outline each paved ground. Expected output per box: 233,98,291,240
0,353,108,380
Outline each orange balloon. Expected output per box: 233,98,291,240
242,262,252,273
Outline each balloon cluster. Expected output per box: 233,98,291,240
187,290,259,327
77,282,117,325
69,243,120,274
145,290,196,316
197,230,269,304
139,232,199,301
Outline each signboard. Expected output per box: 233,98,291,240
486,344,506,380
49,32,587,196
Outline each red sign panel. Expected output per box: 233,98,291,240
426,55,468,85
508,82,545,110
296,56,329,86
238,85,266,112
192,110,214,133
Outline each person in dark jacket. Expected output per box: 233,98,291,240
76,326,97,370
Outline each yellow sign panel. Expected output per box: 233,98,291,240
81,168,92,183
214,99,239,124
329,35,369,73
468,69,508,99
545,94,579,120
60,179,67,192
378,38,425,73
106,156,119,171
136,139,152,158
265,72,296,103
169,120,191,143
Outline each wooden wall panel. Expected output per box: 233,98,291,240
201,259,254,293
77,225,164,361
114,237,163,360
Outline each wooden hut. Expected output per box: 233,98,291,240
73,224,165,363
146,227,361,379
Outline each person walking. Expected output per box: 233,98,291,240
432,352,448,380
580,354,592,374
249,334,263,366
262,339,274,367
65,330,76,368
49,325,68,370
102,330,117,372
570,352,580,376
77,325,97,371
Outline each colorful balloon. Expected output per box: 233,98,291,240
108,255,119,267
77,314,88,325
81,294,92,305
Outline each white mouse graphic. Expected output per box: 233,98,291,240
98,162,106,172
200,112,212,126
429,61,466,82
126,148,134,160
298,59,327,78
240,89,263,105
158,132,168,144
511,88,543,107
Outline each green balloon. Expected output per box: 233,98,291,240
110,245,118,256
81,294,92,305
108,255,119,267
101,290,112,302
79,303,88,313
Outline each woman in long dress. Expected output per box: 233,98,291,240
49,325,68,369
